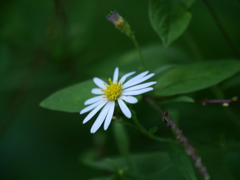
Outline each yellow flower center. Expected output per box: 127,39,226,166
102,78,122,101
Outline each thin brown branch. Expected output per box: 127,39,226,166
144,96,210,180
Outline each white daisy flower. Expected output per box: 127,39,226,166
80,67,156,133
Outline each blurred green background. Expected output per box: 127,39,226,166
1,0,240,179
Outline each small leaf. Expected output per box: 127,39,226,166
155,60,240,96
149,0,195,47
167,143,197,180
149,126,158,135
40,80,95,112
153,64,177,75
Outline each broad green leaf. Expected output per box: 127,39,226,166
149,0,195,47
40,80,95,112
153,64,177,75
155,60,240,96
159,96,195,104
221,73,240,90
167,143,197,180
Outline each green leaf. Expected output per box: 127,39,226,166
167,143,197,180
155,60,240,96
160,96,195,104
149,0,195,47
40,80,95,112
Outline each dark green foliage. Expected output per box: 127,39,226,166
1,0,240,180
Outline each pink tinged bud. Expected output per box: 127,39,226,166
106,11,124,28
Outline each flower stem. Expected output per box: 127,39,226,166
129,33,146,70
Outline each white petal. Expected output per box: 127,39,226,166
93,77,107,89
124,82,157,92
80,100,103,114
120,96,138,104
90,101,112,133
84,96,103,105
113,67,119,83
123,71,149,88
91,88,104,95
118,99,131,118
123,73,155,89
104,101,115,130
82,101,107,124
122,87,153,96
119,71,136,84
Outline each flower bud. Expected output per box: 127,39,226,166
106,11,124,28
106,10,133,37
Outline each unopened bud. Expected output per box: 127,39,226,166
107,11,124,28
107,10,133,37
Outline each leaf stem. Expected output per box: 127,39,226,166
202,0,240,59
